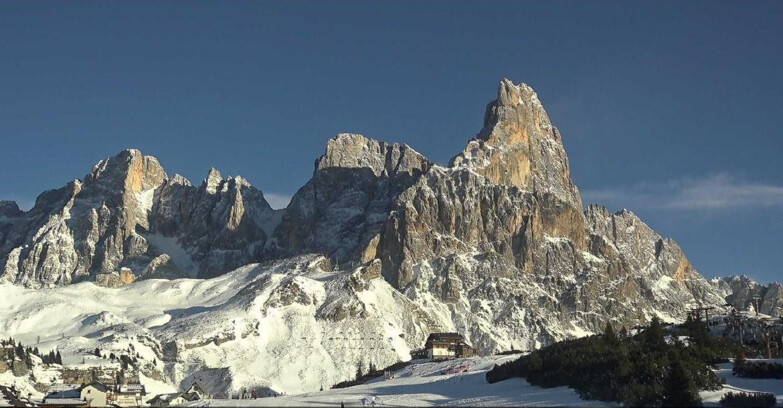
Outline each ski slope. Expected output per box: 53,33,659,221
182,355,613,407
701,360,783,407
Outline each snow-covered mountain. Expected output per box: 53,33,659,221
0,79,745,395
711,275,783,316
0,151,281,286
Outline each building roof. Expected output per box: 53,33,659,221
147,391,200,404
0,385,36,408
44,389,81,400
116,384,145,394
426,333,464,342
81,382,110,393
41,397,88,406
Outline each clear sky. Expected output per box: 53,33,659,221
1,1,781,283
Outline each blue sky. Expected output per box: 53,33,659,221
1,1,781,283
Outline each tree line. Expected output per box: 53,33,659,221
2,337,63,366
486,317,733,407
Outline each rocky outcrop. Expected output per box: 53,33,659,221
0,78,732,354
711,275,783,317
0,150,279,287
267,79,727,351
270,134,432,266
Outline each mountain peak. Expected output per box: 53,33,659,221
493,78,541,110
87,149,168,194
0,201,22,217
204,167,223,194
316,133,431,177
450,79,581,210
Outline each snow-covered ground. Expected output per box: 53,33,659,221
0,255,431,396
175,356,783,407
701,359,783,407
182,355,612,407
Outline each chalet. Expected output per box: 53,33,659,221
424,333,478,360
110,384,146,407
79,382,110,407
147,383,205,407
41,384,86,407
0,385,37,407
147,392,198,408
186,382,209,399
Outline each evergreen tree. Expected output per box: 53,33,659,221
55,350,62,365
356,362,364,380
662,360,702,407
644,317,666,353
604,322,615,337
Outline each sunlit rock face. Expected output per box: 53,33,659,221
0,150,279,287
0,79,730,354
268,79,726,351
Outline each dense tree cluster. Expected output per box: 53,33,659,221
719,391,777,408
732,358,783,379
2,337,62,366
486,318,724,407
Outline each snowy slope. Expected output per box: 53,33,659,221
701,360,783,407
0,255,431,396
182,354,613,407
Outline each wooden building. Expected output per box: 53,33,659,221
424,333,478,360
110,384,146,407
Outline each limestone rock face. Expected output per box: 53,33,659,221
0,150,279,287
270,133,432,265
266,79,728,351
711,275,783,317
451,79,582,210
0,79,739,355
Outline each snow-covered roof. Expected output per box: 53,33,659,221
41,397,88,406
117,384,146,394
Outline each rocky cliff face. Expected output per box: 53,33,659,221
267,79,726,351
0,79,735,353
0,150,280,287
711,275,783,317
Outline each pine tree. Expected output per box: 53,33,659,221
356,362,364,380
604,322,615,337
644,317,666,354
55,350,62,365
662,360,702,407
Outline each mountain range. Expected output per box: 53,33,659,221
0,79,778,395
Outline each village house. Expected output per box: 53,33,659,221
147,382,206,408
424,333,479,360
39,382,112,408
41,384,88,408
79,382,110,407
110,384,146,407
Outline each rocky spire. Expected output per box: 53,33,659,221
450,79,582,210
204,167,223,194
87,149,168,194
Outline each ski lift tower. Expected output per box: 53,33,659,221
752,296,763,316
